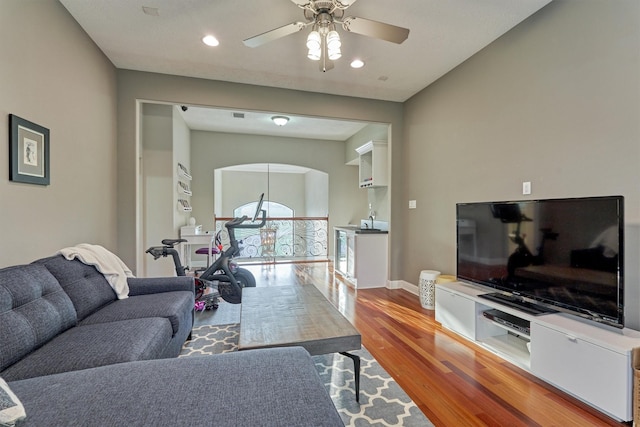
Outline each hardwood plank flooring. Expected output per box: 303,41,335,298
200,261,629,426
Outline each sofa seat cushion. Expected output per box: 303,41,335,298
8,347,344,427
34,255,117,321
1,318,173,381
0,264,77,372
79,291,193,336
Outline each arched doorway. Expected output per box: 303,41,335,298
213,163,329,262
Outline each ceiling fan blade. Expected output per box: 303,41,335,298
243,22,307,48
290,0,311,6
341,16,409,44
336,0,358,7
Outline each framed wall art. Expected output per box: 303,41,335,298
9,114,50,185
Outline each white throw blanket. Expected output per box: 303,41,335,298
58,244,134,299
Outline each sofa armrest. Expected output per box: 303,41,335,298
127,276,195,296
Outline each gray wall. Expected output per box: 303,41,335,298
401,0,640,327
142,104,173,277
5,1,637,327
345,124,389,164
305,169,329,217
140,104,191,276
116,71,404,274
190,131,362,256
172,107,191,231
215,169,306,219
345,124,391,222
0,1,117,267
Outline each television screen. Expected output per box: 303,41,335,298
456,196,624,328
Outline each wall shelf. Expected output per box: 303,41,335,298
177,162,192,180
479,333,531,368
177,164,192,212
177,199,192,212
355,140,387,188
178,181,192,196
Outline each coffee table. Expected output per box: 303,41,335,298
238,285,362,401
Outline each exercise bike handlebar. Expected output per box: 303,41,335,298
225,209,267,229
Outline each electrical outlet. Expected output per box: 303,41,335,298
523,181,531,195
409,200,417,209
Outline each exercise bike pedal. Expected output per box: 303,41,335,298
197,292,219,310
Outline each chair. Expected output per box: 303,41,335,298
195,245,220,267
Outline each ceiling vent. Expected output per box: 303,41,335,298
141,6,159,16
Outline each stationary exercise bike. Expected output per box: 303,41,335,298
491,203,558,278
146,194,267,307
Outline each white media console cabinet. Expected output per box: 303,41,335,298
435,281,640,422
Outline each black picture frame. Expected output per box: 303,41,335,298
9,114,50,185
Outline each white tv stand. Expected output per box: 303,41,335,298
435,281,640,422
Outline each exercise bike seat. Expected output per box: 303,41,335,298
161,238,187,247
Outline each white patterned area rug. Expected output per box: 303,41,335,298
180,324,433,427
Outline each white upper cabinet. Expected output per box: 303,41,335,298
355,141,388,188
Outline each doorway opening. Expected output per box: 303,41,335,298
213,163,329,263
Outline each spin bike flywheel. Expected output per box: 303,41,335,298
215,267,256,304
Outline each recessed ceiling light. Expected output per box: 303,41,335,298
350,59,365,69
202,35,219,47
271,116,289,126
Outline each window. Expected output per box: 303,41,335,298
234,201,294,218
233,201,295,259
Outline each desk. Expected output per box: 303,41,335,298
179,231,216,269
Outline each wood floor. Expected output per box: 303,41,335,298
211,262,630,426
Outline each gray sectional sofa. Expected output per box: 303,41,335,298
0,254,344,426
0,255,195,381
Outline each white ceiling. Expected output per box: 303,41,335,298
177,106,370,141
60,0,551,140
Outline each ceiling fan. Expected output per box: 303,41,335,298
242,0,410,72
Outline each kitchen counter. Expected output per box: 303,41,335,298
334,226,388,288
334,225,388,234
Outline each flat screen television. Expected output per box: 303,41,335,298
456,196,624,328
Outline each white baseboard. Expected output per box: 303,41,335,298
387,280,419,296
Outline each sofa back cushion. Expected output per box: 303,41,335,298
34,256,117,321
0,263,77,372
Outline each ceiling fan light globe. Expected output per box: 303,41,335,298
306,39,321,51
308,48,321,60
328,49,342,60
326,30,341,49
327,39,341,50
306,31,321,50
